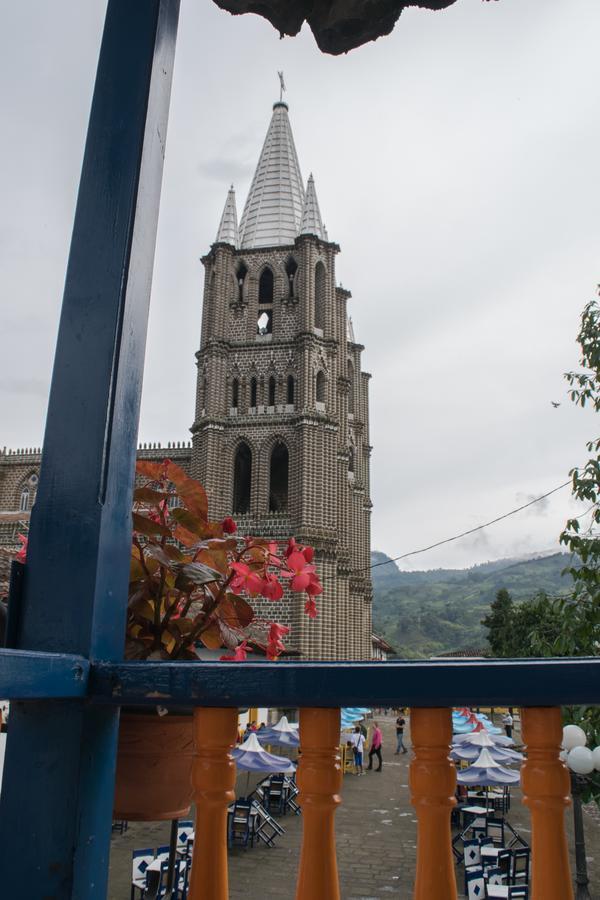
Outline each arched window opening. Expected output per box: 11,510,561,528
236,262,248,302
233,442,252,513
347,360,355,414
316,370,326,404
259,267,274,305
314,261,326,331
287,375,295,405
269,442,289,513
232,378,239,409
268,376,276,407
285,257,298,297
19,488,29,512
250,377,257,408
348,446,355,474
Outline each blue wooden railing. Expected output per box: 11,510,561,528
0,2,597,898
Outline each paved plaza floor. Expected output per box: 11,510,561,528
107,714,600,898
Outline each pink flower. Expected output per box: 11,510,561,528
304,597,318,618
15,533,27,563
303,546,314,563
306,573,323,596
222,516,237,534
261,573,284,601
281,550,316,592
267,623,290,659
285,538,297,558
230,561,264,596
220,640,250,662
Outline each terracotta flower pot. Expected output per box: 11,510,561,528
113,711,194,821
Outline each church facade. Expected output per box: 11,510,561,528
0,99,373,661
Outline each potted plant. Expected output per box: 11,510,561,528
114,458,322,820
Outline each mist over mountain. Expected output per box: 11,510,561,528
371,550,572,658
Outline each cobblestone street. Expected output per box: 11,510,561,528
108,714,600,899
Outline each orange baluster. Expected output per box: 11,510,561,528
188,707,238,900
521,707,574,900
295,707,342,900
409,707,458,900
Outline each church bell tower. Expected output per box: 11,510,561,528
191,99,372,660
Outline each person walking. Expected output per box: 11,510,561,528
351,725,366,775
395,713,408,754
367,721,383,772
502,711,513,739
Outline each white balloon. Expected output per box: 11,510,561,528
568,746,594,775
563,725,587,751
559,750,569,762
592,746,600,771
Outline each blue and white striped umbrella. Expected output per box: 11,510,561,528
259,715,300,748
232,733,296,773
457,747,520,786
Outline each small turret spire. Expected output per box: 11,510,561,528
299,173,327,241
215,184,239,247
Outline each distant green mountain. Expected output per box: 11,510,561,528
371,551,573,659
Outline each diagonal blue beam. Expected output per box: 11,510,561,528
0,3,180,897
0,649,88,698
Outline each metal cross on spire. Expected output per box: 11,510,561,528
278,70,286,101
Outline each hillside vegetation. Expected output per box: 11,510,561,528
371,551,572,658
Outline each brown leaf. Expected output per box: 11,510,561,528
199,622,223,649
218,619,243,650
167,462,208,520
196,547,228,576
144,544,175,569
132,512,171,538
229,593,254,627
133,486,169,505
136,460,165,481
174,561,221,586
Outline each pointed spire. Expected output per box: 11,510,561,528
239,102,305,249
299,173,327,241
215,185,239,247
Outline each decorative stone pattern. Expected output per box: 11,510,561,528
192,230,373,660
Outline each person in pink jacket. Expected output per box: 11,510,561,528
367,722,383,771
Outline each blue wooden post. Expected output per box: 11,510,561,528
0,2,180,896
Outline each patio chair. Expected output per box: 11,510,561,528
112,820,128,835
176,820,194,859
264,774,286,815
228,799,254,849
465,867,486,900
485,866,505,886
131,847,155,900
144,858,184,900
508,887,528,899
463,838,482,868
511,847,530,885
463,839,483,895
495,848,512,882
487,817,505,846
252,800,284,847
284,778,301,815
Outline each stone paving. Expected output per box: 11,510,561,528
107,714,600,899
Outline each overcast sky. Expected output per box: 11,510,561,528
1,0,599,570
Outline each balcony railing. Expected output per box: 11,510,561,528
1,650,595,898
0,4,594,899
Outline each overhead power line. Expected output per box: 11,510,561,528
370,480,571,571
